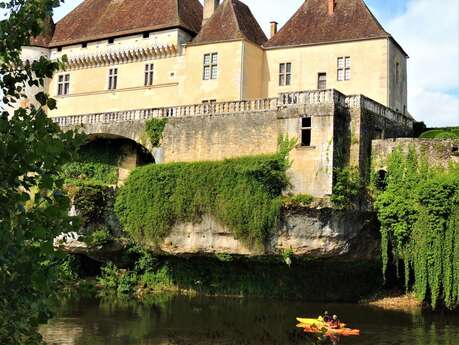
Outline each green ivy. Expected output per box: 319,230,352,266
145,118,167,147
374,147,459,309
61,140,123,185
115,138,295,246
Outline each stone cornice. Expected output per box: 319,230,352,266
62,44,178,70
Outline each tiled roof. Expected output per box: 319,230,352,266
264,0,390,48
29,17,55,48
192,0,267,46
49,0,203,47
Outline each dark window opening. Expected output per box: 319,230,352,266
374,128,383,140
375,170,388,191
57,47,62,52
108,38,115,44
82,42,87,48
301,117,312,147
318,73,327,90
143,32,150,39
452,146,459,154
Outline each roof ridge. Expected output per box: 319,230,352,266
228,0,249,42
264,0,392,49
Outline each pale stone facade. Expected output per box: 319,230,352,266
22,0,408,117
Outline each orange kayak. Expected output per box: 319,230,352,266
303,325,360,336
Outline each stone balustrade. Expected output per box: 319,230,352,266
345,95,413,126
53,89,412,127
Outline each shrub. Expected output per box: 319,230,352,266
73,185,113,225
115,138,294,246
145,118,167,146
419,128,459,140
86,227,112,247
140,267,173,290
282,194,314,208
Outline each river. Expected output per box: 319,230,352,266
40,293,459,345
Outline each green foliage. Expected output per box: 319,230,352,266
73,185,113,225
61,140,123,185
0,1,86,343
374,148,459,309
419,127,459,140
85,227,112,247
115,139,293,246
331,167,361,210
282,194,313,208
145,118,167,146
97,262,137,296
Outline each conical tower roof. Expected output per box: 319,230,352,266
192,0,267,46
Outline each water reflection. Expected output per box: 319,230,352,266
41,293,459,345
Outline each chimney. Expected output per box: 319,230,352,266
203,0,220,25
270,21,278,38
328,0,336,16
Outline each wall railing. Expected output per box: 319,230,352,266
52,89,413,127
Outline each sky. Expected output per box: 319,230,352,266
13,0,459,126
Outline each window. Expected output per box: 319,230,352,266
57,47,62,52
143,32,150,39
279,63,292,86
337,57,351,81
318,73,327,89
202,99,217,104
57,74,70,96
203,53,218,80
300,117,312,147
108,38,114,44
108,68,118,90
82,42,87,48
144,64,154,86
395,62,400,84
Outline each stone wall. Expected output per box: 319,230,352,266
372,138,459,170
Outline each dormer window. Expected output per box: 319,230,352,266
108,38,115,44
203,53,218,80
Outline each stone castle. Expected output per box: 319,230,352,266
22,0,415,197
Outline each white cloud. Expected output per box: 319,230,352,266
386,0,459,126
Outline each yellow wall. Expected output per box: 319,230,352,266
388,39,408,113
43,31,408,117
264,39,391,105
178,41,243,104
242,41,265,100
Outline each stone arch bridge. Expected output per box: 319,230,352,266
53,89,414,197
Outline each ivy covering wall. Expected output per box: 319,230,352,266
375,148,459,309
115,138,294,246
61,140,123,185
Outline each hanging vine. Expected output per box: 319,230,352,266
374,147,459,309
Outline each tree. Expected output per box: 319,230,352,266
0,1,85,343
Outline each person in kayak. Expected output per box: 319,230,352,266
323,311,332,323
329,315,341,329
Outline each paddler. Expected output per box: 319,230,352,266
323,311,332,323
329,315,341,329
